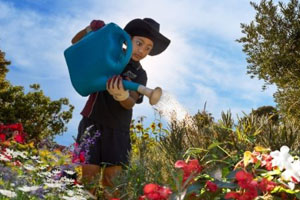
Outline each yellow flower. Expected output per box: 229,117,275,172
136,124,143,131
150,122,156,131
28,142,35,149
142,133,149,140
39,150,50,158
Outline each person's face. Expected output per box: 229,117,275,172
131,36,153,61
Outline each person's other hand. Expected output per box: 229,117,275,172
90,20,105,31
106,75,129,101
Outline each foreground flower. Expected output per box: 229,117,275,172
270,146,293,171
18,186,40,192
206,181,218,192
258,178,276,193
0,189,17,198
225,170,258,200
175,159,203,184
139,183,172,200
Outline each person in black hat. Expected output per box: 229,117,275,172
71,18,170,199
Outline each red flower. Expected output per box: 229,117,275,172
0,133,6,142
73,179,79,185
142,183,172,200
225,192,240,199
175,159,203,184
239,191,257,200
79,151,85,163
7,123,23,132
258,178,276,193
261,154,273,171
206,181,218,192
235,170,254,189
144,183,158,194
14,133,25,143
232,170,259,200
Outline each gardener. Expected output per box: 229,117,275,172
72,18,170,199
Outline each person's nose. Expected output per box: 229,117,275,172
138,47,144,53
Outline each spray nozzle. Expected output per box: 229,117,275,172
137,85,162,105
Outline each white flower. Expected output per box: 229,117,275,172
52,169,61,174
6,149,27,159
282,159,300,182
287,182,295,190
18,186,40,192
62,195,87,200
270,146,294,170
45,182,63,188
0,189,17,198
75,184,84,189
64,170,76,175
39,171,52,177
16,151,28,159
31,155,40,160
24,164,36,171
67,190,75,196
39,165,49,170
0,154,10,162
60,177,74,184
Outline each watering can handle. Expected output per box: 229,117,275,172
120,30,133,67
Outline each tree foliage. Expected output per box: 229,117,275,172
0,50,74,142
237,0,300,121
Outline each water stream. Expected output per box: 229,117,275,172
152,90,190,123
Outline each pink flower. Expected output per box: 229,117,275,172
206,181,218,192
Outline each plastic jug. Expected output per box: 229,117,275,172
64,23,162,105
64,22,140,96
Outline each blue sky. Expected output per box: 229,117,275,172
0,0,283,146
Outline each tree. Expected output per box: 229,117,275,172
237,0,300,121
0,50,74,142
251,105,279,123
0,50,10,91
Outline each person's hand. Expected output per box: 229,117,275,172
106,75,129,101
90,20,105,31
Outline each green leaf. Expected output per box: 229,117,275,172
214,180,238,189
295,192,300,199
226,169,240,181
222,167,230,178
208,142,221,150
186,182,203,194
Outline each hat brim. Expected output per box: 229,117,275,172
124,19,170,56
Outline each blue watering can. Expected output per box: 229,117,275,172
64,23,162,105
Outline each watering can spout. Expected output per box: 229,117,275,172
137,85,162,105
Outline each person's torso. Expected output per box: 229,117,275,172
81,59,148,130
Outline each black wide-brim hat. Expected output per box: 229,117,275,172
124,18,171,56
